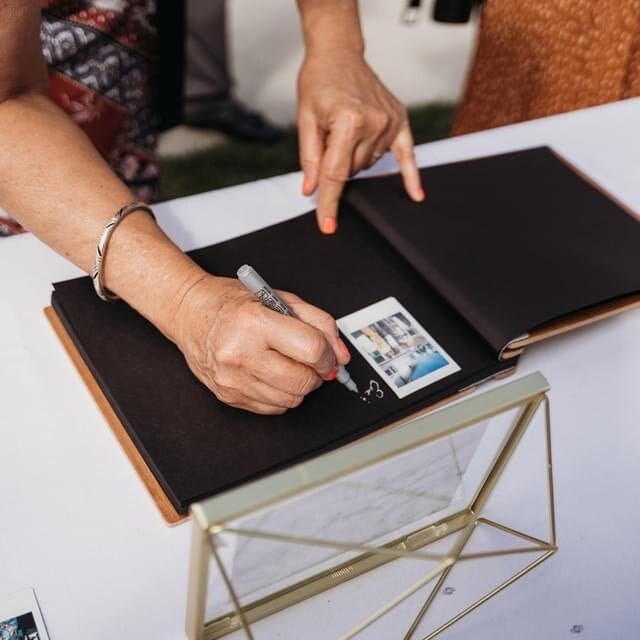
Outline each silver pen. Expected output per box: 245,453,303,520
237,264,358,393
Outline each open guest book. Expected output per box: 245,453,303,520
48,147,640,523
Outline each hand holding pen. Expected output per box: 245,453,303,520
238,265,358,393
171,271,353,415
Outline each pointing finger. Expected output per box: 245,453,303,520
391,122,425,202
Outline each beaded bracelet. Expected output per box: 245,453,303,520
91,202,156,302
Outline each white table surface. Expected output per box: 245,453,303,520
2,99,640,640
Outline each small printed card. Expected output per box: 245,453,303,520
337,297,461,399
0,589,49,640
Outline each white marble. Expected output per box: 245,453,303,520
206,419,493,620
1,98,640,639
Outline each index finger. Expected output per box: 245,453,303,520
315,124,359,234
390,122,425,202
260,308,337,377
281,292,351,367
298,112,323,196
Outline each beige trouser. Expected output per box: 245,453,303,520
184,0,233,115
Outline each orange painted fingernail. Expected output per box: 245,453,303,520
320,218,337,234
337,338,351,362
324,367,338,381
417,187,426,201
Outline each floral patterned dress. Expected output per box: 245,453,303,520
0,0,159,236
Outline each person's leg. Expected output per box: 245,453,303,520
184,0,232,111
156,0,186,131
183,0,282,142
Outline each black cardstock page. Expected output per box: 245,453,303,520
345,147,640,353
52,205,510,513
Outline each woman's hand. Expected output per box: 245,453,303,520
171,275,351,414
297,49,425,234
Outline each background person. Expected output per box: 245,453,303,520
451,0,640,133
184,0,283,142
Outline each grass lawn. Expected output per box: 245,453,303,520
158,102,455,201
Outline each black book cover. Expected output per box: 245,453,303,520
345,147,640,354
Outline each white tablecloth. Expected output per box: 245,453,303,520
2,99,639,639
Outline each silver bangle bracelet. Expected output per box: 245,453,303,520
91,201,156,302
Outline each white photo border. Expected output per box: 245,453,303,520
0,589,50,640
337,297,461,398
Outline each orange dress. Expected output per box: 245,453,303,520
453,0,640,134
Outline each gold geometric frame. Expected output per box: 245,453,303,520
185,372,556,640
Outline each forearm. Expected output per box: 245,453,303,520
296,0,364,55
0,93,205,339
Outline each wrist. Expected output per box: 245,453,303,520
298,0,365,57
159,265,211,344
98,210,211,342
304,42,365,62
168,272,232,348
304,37,364,58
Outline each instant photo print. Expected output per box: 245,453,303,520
0,589,49,640
338,298,460,398
47,147,640,522
185,372,557,640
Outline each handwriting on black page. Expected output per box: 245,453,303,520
360,379,384,404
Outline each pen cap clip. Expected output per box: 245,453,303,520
237,264,272,295
237,264,293,316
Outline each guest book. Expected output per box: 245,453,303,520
47,147,640,523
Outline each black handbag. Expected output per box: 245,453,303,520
403,0,483,24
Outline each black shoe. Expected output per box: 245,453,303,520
185,99,283,144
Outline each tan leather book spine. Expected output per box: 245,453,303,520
45,306,186,526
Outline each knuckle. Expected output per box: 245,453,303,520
388,121,403,142
285,394,304,409
214,371,236,390
294,368,319,395
372,110,391,132
237,304,259,329
300,159,316,172
318,311,338,334
392,99,407,118
214,386,236,405
282,291,302,305
396,143,415,161
215,344,241,367
339,107,366,133
391,108,407,131
323,167,351,183
297,109,315,127
256,403,287,415
303,330,328,365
